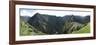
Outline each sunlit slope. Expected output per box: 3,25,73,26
72,23,90,34
20,17,45,36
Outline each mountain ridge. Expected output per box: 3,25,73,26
27,13,90,34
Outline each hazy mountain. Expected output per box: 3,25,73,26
20,16,31,22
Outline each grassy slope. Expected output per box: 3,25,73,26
72,23,90,34
20,17,45,36
20,20,33,36
62,22,84,34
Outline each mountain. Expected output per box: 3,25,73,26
28,13,58,34
72,23,90,34
27,13,90,34
20,16,45,36
20,17,33,36
20,16,31,22
84,15,90,24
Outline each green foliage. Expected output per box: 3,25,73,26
62,22,84,34
20,17,45,36
20,19,33,36
61,15,84,34
72,23,90,34
20,13,90,35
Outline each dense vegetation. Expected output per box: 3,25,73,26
20,13,90,36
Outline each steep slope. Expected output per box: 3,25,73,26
28,13,59,34
20,17,33,36
62,22,84,34
72,23,90,34
20,16,45,36
27,13,90,34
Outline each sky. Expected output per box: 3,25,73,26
20,8,91,17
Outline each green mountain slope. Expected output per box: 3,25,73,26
62,22,84,34
20,13,90,35
72,23,90,34
28,13,87,34
20,17,45,36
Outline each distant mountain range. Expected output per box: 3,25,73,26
20,13,90,35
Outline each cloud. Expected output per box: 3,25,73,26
20,9,91,17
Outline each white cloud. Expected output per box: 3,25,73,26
20,9,91,17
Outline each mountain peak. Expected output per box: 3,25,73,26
35,12,40,15
31,12,41,17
